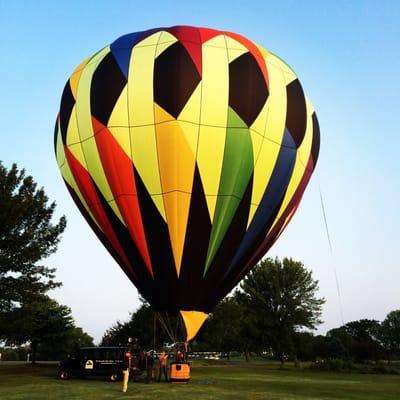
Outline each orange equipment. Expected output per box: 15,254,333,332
170,362,190,383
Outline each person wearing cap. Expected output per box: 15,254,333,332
122,337,134,393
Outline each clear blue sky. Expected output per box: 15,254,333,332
1,0,399,343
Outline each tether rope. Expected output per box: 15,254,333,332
319,186,345,326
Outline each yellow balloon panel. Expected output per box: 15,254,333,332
267,99,314,236
130,124,166,220
154,103,175,124
69,57,90,99
55,125,65,168
247,58,287,225
75,47,110,142
297,99,315,169
155,120,197,194
200,37,229,127
162,191,192,276
108,86,129,127
247,139,282,227
66,106,81,146
196,125,227,219
155,31,177,58
66,107,87,172
250,100,270,136
180,310,208,342
80,136,123,223
178,83,201,124
263,55,287,143
128,43,158,126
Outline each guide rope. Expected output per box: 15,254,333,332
319,186,345,326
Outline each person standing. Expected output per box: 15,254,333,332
157,351,169,382
122,337,134,393
145,351,154,383
132,338,141,356
175,350,184,363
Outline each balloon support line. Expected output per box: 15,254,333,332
155,313,174,343
319,186,345,326
155,312,180,344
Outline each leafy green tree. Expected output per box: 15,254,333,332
101,301,175,349
380,310,400,358
101,303,153,347
2,295,74,362
343,319,381,342
328,319,383,361
234,290,270,360
238,257,325,363
0,162,66,314
38,326,94,361
293,331,316,361
325,327,352,359
197,297,243,357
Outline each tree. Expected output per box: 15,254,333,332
343,319,381,342
293,331,316,361
323,335,347,360
2,295,94,362
101,302,155,348
326,327,352,359
238,257,325,363
101,301,177,349
38,326,94,361
0,163,93,361
101,303,152,348
197,297,243,357
380,310,400,358
327,320,384,361
0,162,66,313
2,295,74,362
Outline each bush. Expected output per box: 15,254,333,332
309,358,400,375
309,358,354,372
327,358,343,371
0,347,28,361
371,360,399,375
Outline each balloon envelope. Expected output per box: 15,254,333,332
55,26,319,339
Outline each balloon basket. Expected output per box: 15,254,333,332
170,362,190,383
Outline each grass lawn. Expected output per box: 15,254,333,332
0,360,399,400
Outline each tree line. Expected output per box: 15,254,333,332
102,258,400,365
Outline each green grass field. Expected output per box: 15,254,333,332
0,360,399,400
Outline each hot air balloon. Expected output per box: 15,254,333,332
54,26,320,342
